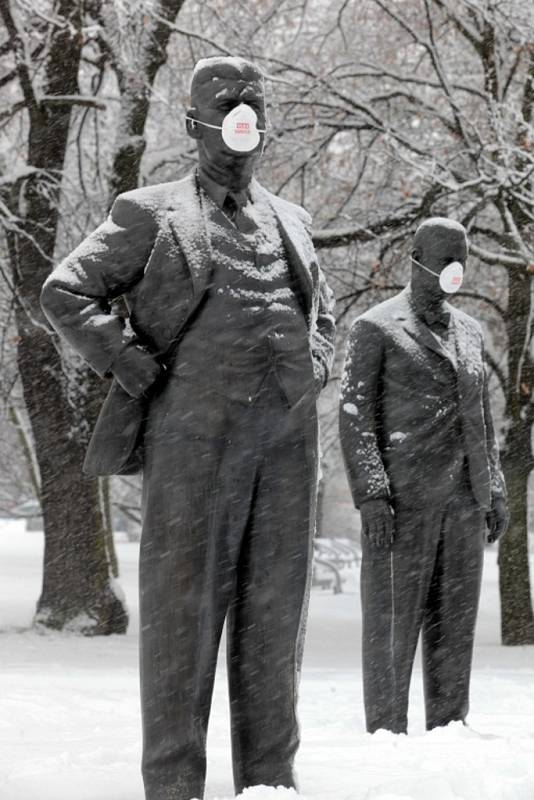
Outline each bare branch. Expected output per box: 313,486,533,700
456,290,506,321
484,348,508,396
469,243,527,268
40,94,106,110
432,0,483,53
313,211,419,249
150,12,232,56
0,0,40,116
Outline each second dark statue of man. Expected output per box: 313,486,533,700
40,57,336,800
339,218,509,735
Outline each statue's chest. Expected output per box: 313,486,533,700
204,199,299,319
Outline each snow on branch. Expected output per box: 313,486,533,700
40,94,107,110
312,212,419,250
469,243,527,269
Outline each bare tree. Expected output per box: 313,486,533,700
0,0,186,633
0,0,126,633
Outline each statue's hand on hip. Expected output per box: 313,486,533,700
360,498,395,549
111,342,163,399
486,495,510,544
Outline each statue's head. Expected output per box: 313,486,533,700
411,217,468,299
186,56,267,190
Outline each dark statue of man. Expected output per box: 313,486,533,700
41,57,335,800
339,218,508,735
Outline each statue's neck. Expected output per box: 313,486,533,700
410,280,446,313
197,159,253,194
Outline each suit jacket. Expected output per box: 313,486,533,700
339,284,506,511
40,173,336,475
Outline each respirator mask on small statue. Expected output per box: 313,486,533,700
186,103,267,153
412,256,464,294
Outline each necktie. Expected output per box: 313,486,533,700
423,308,450,333
223,193,258,234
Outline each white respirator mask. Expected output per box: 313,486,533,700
186,103,266,153
412,256,464,294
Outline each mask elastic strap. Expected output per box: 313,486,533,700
185,116,222,131
185,115,268,133
411,256,440,279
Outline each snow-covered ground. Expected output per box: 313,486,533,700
1,520,533,800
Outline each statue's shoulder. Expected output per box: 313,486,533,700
357,289,408,330
115,174,194,215
253,180,312,228
449,303,483,338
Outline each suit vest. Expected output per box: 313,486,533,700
170,189,314,405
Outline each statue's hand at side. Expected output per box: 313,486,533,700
360,498,395,549
111,342,163,399
486,495,509,544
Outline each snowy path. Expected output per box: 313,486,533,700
1,523,533,800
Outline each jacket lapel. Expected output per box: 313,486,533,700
167,174,315,315
251,180,314,315
398,286,457,369
452,310,480,393
167,173,212,301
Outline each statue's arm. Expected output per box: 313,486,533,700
311,264,336,389
295,208,335,390
40,194,158,380
339,318,390,508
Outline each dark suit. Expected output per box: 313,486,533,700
339,284,506,732
41,173,335,474
41,172,335,799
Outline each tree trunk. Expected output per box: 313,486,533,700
500,443,534,644
104,0,187,201
1,0,127,633
499,268,534,644
7,403,41,502
15,304,127,633
100,476,119,579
